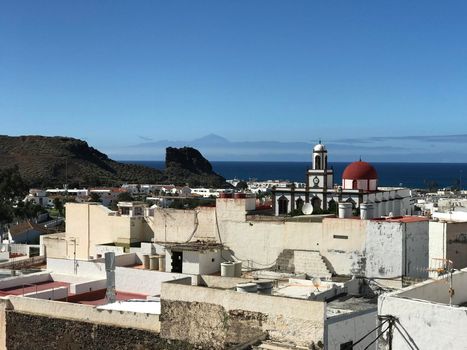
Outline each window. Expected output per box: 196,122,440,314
340,341,353,350
278,196,288,215
311,196,322,211
315,155,321,170
333,235,348,239
295,197,304,211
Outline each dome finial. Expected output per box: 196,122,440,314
359,155,362,161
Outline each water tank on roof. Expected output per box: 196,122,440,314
221,262,235,277
339,202,353,218
360,203,374,220
233,261,242,277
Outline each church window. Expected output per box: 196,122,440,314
295,197,304,211
311,196,322,211
315,156,321,170
278,196,289,215
328,199,337,213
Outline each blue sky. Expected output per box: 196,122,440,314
1,1,467,161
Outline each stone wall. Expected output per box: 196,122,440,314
161,281,326,349
5,311,193,350
161,300,266,349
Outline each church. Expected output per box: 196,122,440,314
272,142,412,218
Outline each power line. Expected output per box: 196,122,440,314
362,324,391,350
351,318,390,348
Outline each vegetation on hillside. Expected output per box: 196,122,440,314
0,136,227,188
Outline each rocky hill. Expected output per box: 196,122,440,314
0,136,226,188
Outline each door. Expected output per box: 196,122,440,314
171,251,183,273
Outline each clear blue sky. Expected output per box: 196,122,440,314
1,1,467,161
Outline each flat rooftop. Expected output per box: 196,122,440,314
326,296,377,318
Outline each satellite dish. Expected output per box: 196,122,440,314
302,203,313,215
312,277,321,291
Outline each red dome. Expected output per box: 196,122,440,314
342,161,378,180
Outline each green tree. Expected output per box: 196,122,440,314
15,200,46,220
235,181,248,191
116,192,134,202
89,192,101,202
0,166,28,224
53,197,65,217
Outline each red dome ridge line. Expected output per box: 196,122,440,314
342,161,378,180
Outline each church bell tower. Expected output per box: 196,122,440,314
307,141,333,190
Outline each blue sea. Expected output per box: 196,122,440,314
126,161,467,189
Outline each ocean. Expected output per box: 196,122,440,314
125,161,467,189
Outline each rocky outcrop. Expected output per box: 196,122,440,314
164,147,226,188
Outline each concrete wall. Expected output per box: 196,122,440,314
396,270,467,305
40,234,67,259
95,244,125,257
153,207,217,242
429,221,467,272
160,281,326,349
321,218,367,275
378,292,467,349
223,220,323,268
325,309,377,350
198,250,221,275
404,221,429,279
47,257,189,296
365,220,428,280
24,286,68,300
0,271,51,290
2,295,160,332
365,221,403,279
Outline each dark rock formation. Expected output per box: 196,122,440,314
165,147,226,188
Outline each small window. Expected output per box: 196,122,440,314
340,341,353,350
333,235,348,240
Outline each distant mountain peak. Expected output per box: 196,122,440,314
192,134,230,144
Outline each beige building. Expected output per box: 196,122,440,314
41,202,154,260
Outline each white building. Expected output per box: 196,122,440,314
272,142,412,217
24,189,50,207
378,268,467,349
429,220,467,277
46,188,88,197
